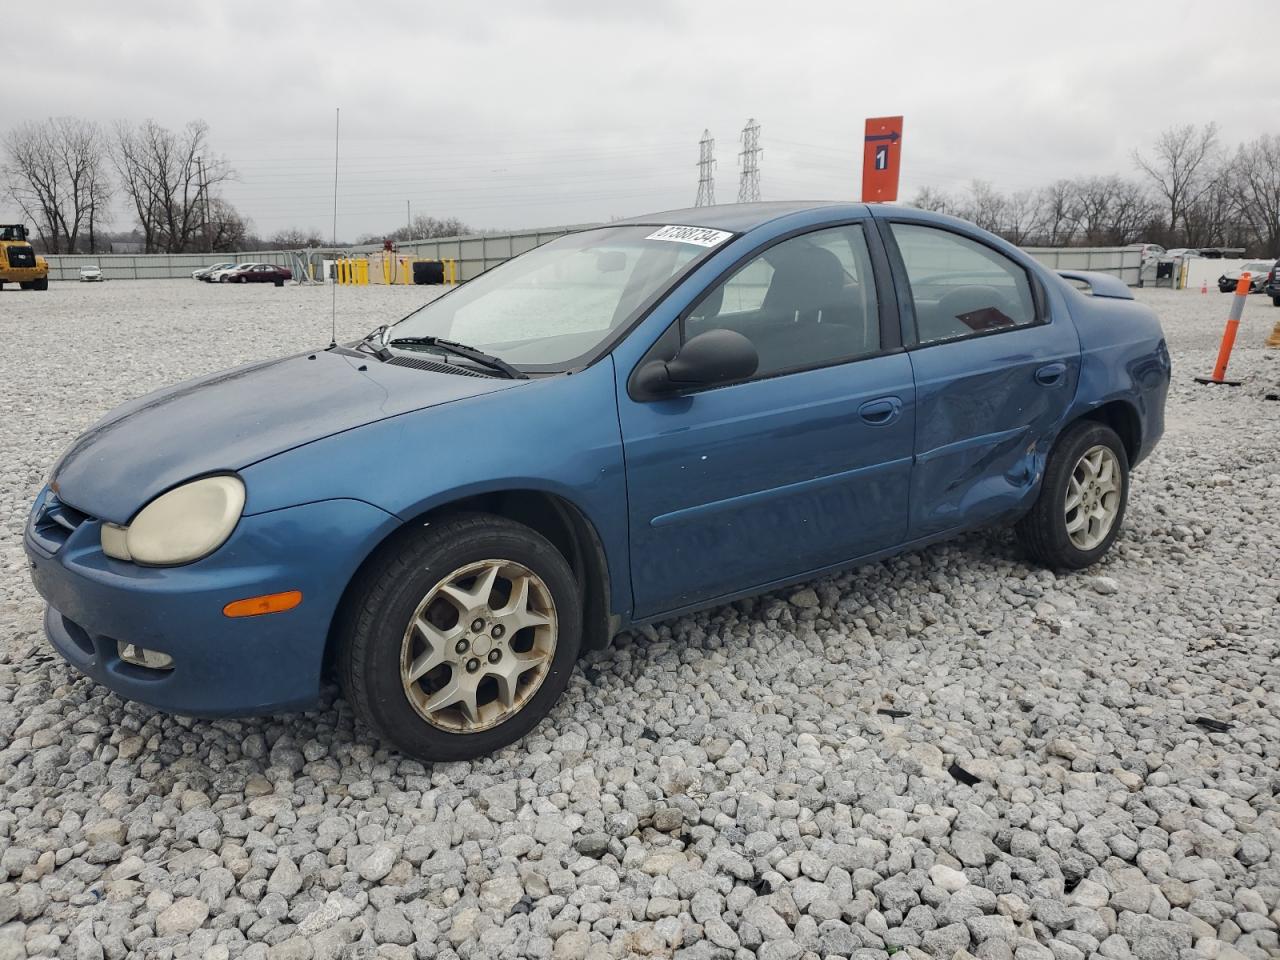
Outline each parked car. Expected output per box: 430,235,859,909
1217,261,1274,292
1265,260,1280,306
1131,242,1165,264
78,265,103,282
229,263,292,286
25,202,1170,761
194,262,236,281
209,263,253,283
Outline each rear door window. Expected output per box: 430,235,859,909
889,224,1037,345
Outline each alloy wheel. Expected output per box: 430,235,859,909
1064,444,1121,551
400,558,557,732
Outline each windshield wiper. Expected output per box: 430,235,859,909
353,325,394,361
387,336,527,379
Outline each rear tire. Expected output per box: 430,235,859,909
1272,296,1280,307
1016,421,1129,570
337,513,582,761
33,278,48,291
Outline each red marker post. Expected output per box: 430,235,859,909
1195,273,1251,386
861,116,903,203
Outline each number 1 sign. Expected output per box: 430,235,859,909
861,116,903,203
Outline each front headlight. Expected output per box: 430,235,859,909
101,475,245,566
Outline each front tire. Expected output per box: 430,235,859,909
34,278,48,290
1016,421,1129,569
337,513,582,761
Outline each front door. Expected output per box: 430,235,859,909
617,221,916,618
878,218,1081,540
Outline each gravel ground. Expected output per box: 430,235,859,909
0,279,1278,960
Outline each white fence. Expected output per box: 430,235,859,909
1022,246,1143,286
44,230,1145,286
42,226,592,283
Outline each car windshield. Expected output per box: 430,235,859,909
389,225,723,369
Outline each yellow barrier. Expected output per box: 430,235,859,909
336,255,458,287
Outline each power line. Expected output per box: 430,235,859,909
738,119,762,203
695,129,716,207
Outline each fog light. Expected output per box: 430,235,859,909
117,642,174,671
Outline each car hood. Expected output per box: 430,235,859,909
51,348,520,523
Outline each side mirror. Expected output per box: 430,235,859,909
634,329,759,399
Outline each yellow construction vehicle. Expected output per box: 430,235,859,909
0,224,50,291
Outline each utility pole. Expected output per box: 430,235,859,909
407,200,412,238
196,155,210,252
695,129,716,207
738,119,762,203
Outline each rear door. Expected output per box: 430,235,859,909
877,217,1080,540
617,221,916,617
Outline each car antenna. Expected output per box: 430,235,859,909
328,106,340,350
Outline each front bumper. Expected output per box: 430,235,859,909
24,488,398,717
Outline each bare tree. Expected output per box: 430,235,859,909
1002,189,1042,245
2,121,61,250
2,117,111,253
1036,180,1078,246
909,186,956,214
359,214,472,245
1230,135,1280,255
268,227,326,249
1134,123,1220,238
960,180,1007,234
112,119,232,252
205,198,251,251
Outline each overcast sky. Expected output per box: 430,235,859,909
8,1,1279,239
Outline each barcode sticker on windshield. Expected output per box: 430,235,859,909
645,225,734,247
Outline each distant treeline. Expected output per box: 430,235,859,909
911,125,1280,256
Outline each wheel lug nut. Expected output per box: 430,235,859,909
466,658,480,673
488,649,501,663
471,618,485,631
491,624,505,639
455,639,469,654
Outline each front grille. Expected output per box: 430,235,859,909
30,492,92,554
386,355,495,378
5,245,36,268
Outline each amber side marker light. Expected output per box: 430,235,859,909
223,590,303,618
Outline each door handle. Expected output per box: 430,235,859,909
858,396,902,425
1035,362,1067,386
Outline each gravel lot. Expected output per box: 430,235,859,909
1,279,1278,960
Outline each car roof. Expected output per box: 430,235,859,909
609,200,868,233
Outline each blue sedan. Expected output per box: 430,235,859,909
25,202,1170,760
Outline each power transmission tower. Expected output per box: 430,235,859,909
695,129,716,207
738,118,761,203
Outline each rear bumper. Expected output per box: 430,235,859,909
24,491,398,717
1,267,47,282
